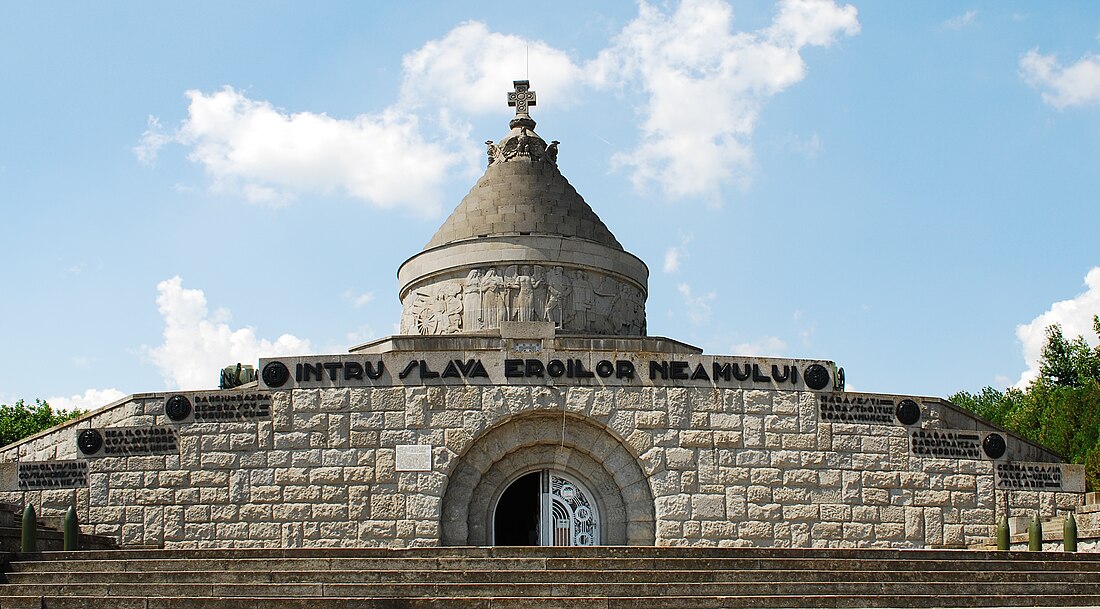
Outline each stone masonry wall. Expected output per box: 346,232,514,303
0,381,1082,549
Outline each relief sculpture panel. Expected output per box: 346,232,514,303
400,265,645,337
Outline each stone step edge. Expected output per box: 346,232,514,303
5,595,1100,609
16,547,1100,561
8,562,1100,580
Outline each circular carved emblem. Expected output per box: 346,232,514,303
895,399,921,426
804,364,831,391
77,429,103,455
262,361,290,388
165,395,192,422
982,433,1007,459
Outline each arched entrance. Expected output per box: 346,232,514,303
440,412,655,546
492,469,599,546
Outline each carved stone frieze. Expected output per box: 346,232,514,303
400,264,646,337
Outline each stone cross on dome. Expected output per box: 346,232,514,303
507,80,536,116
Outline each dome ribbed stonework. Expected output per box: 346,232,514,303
397,80,647,337
425,161,622,250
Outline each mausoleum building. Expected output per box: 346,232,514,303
0,81,1084,550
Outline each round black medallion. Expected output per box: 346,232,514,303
895,399,921,425
165,395,192,422
804,364,831,390
262,361,290,388
982,433,1007,459
77,429,103,455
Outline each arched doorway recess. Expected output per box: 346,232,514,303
493,469,599,546
440,412,655,546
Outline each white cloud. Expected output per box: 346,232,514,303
400,21,585,116
1020,49,1100,109
145,276,312,391
1014,266,1100,388
46,388,127,414
139,88,467,216
942,10,977,30
590,0,858,199
134,116,173,166
663,247,682,273
731,336,788,356
677,283,715,324
344,290,375,308
663,233,694,274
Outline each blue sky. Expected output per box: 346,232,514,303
3,1,1100,410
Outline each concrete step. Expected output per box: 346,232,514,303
6,596,1100,609
4,546,1100,609
8,567,1100,585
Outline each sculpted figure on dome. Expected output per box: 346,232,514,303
462,269,482,330
569,269,593,332
480,268,507,328
440,282,463,333
544,266,570,328
485,140,502,167
543,140,559,166
509,265,542,322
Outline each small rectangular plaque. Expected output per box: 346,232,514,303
2,460,89,490
995,462,1069,491
910,429,982,459
79,426,179,458
396,444,432,472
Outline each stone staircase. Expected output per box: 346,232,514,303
1,546,1100,608
0,503,115,554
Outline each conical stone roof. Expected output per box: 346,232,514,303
397,80,647,337
425,158,622,250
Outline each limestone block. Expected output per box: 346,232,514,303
563,387,594,414
769,450,800,468
820,504,851,522
636,411,668,429
210,505,239,522
744,391,772,414
655,494,690,520
720,390,744,413
666,388,688,427
665,448,696,470
924,508,944,545
350,431,379,447
689,389,720,412
292,390,320,412
273,503,311,521
239,504,271,521
201,452,237,469
783,504,819,522
313,503,350,521
780,433,815,450
713,431,742,448
742,417,764,448
709,413,742,430
679,431,713,448
274,432,310,450
283,485,321,502
371,493,405,519
320,389,350,411
862,488,889,505
747,503,782,521
740,520,774,539
774,487,811,504
750,468,782,485
735,450,769,467
691,494,725,519
589,389,614,418
625,429,653,454
272,392,292,432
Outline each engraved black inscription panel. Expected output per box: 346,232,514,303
17,460,88,490
910,430,981,459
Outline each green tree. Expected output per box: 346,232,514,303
950,315,1100,491
0,400,84,447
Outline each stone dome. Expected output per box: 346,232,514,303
425,138,622,251
397,80,647,337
